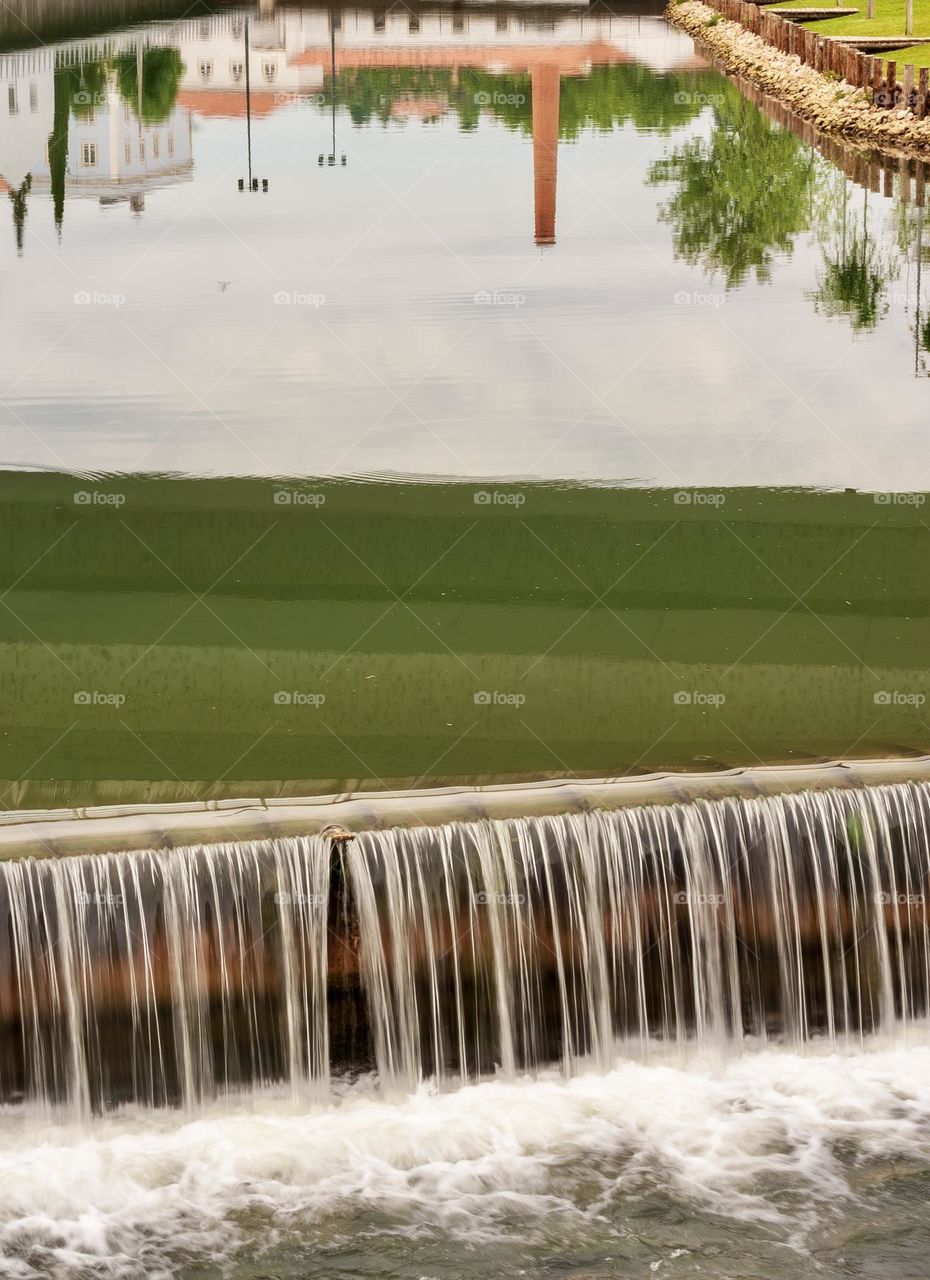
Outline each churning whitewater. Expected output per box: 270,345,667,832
3,1038,930,1278
4,781,930,1111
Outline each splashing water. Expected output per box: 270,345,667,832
3,782,930,1113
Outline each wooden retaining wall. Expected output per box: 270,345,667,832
736,72,928,202
704,0,930,117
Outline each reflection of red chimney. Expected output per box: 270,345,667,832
532,64,559,247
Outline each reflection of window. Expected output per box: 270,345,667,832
167,133,174,156
7,86,17,115
453,13,465,32
139,138,145,160
29,82,38,112
496,14,507,31
374,13,385,31
81,141,98,166
230,61,243,81
82,108,96,125
152,134,160,158
124,101,130,123
231,18,243,37
262,61,277,82
199,60,213,80
408,14,419,32
199,20,210,37
124,141,131,164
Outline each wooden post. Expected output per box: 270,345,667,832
916,160,926,208
887,59,897,104
872,56,883,102
919,66,929,118
900,62,915,110
884,158,894,198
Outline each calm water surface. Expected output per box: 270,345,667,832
1,0,929,485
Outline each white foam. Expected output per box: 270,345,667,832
3,1037,930,1278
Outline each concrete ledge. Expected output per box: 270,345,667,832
769,8,857,18
2,756,930,860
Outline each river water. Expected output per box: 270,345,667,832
3,1,930,1276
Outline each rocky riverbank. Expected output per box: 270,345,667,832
668,0,930,152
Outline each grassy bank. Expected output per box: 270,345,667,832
776,0,930,69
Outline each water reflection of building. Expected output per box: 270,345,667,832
0,47,193,247
2,6,702,250
31,84,193,212
171,6,701,246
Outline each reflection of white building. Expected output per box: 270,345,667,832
0,46,194,235
177,17,323,118
0,54,54,193
31,84,193,211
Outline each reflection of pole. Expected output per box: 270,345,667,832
916,206,923,376
318,5,346,167
532,64,560,247
238,19,268,191
245,17,253,189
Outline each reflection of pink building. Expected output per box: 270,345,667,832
171,7,705,246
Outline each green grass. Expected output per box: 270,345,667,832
775,0,930,68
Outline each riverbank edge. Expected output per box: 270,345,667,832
667,0,930,153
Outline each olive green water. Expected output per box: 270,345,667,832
2,474,930,807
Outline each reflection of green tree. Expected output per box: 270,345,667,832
47,65,73,235
646,86,818,287
328,64,718,136
809,177,893,332
8,174,31,255
113,47,184,122
68,59,108,119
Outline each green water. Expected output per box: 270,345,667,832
1,474,929,806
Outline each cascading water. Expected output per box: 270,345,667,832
2,781,930,1114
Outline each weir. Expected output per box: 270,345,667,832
3,777,930,1114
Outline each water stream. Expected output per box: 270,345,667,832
4,780,930,1115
